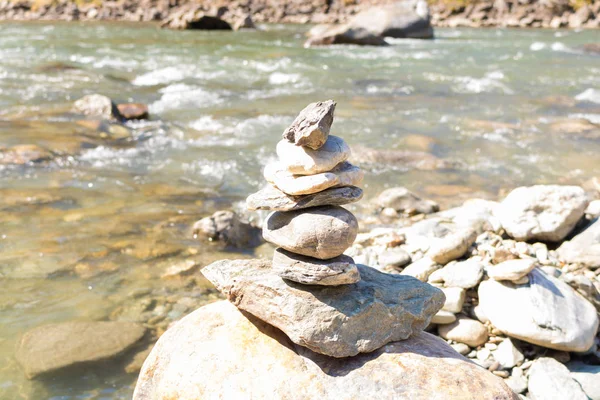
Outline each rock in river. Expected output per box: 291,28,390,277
376,186,439,215
276,135,351,175
495,185,588,242
478,268,598,352
134,301,517,400
16,321,146,379
272,248,360,286
282,100,336,150
246,185,363,212
202,259,444,358
263,206,358,259
73,94,121,120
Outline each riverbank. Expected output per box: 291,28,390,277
0,0,599,29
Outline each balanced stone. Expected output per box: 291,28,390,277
282,100,336,150
263,206,358,259
202,259,445,358
246,185,363,212
272,248,360,286
276,135,351,175
134,301,518,400
264,161,363,196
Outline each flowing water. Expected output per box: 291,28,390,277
0,21,599,398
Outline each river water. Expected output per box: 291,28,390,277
0,21,598,398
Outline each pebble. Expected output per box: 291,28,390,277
451,343,471,355
438,315,489,347
440,287,466,313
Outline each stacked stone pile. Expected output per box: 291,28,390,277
133,102,518,399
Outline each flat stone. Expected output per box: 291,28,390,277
202,259,444,358
495,185,588,242
263,206,358,260
431,310,457,325
427,228,478,265
376,187,439,215
528,358,588,400
246,185,363,212
567,361,600,400
438,315,489,347
272,248,360,286
16,321,146,379
134,301,518,400
557,218,600,268
441,287,466,313
429,258,484,289
378,247,411,269
282,100,336,150
492,338,524,369
276,135,351,175
478,268,598,352
264,161,363,196
487,259,537,281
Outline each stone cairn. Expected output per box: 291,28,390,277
203,100,446,358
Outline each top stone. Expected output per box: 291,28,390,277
277,135,351,175
282,100,336,150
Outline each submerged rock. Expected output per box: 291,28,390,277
263,206,358,259
192,210,262,248
282,100,336,150
495,185,588,242
16,321,146,379
0,144,53,165
272,248,360,286
134,301,517,400
246,185,363,212
202,259,444,358
478,269,598,352
116,103,149,120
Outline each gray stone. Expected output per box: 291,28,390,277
400,257,440,281
246,185,363,212
202,259,445,358
192,210,262,248
496,185,588,242
528,358,588,400
16,321,146,379
376,187,439,215
478,269,598,352
264,161,363,196
487,259,537,282
438,315,489,347
73,94,121,120
567,361,600,400
492,338,524,369
276,135,351,175
429,258,484,289
305,25,388,47
134,301,518,400
272,248,360,286
557,218,600,268
378,247,411,269
282,100,336,150
263,206,358,260
504,367,528,394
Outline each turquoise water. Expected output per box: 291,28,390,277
0,21,598,398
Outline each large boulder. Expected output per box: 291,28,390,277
202,259,444,358
134,301,518,400
557,218,600,268
478,269,598,352
16,321,146,379
495,185,588,242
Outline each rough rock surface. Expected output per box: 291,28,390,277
437,315,488,347
263,205,358,259
486,259,537,281
528,358,588,400
16,321,146,379
264,161,363,195
276,135,350,175
492,338,524,369
282,100,336,150
73,94,121,120
272,248,360,286
116,103,149,120
567,361,600,400
202,259,445,358
557,218,600,268
478,269,598,352
134,301,518,400
376,186,439,215
246,185,363,211
428,258,483,289
305,25,388,47
427,228,477,264
192,210,262,248
495,185,589,242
